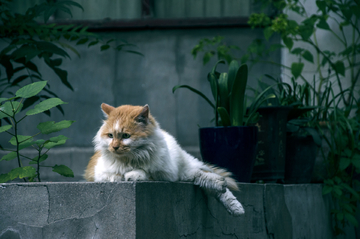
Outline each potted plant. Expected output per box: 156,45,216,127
173,60,275,182
251,76,321,183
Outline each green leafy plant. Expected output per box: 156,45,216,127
0,81,75,183
0,0,141,117
191,0,360,233
321,110,360,235
173,60,275,127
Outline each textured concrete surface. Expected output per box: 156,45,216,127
0,182,357,239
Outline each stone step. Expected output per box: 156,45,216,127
0,182,357,238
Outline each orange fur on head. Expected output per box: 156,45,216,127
99,104,157,154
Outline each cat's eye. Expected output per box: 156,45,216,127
122,133,131,139
108,133,113,138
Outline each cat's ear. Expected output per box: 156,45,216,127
101,103,115,117
135,104,149,124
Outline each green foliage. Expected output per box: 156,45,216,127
249,0,360,234
191,0,360,233
0,0,142,183
0,0,141,117
0,81,75,183
173,60,275,126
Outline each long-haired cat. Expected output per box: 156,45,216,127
84,103,244,216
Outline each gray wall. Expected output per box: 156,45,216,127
0,182,358,238
0,27,280,180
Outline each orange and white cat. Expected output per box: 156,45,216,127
84,103,244,216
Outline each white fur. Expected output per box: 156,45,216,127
92,118,245,216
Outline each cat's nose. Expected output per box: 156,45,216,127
113,146,119,150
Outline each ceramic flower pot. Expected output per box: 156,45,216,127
251,106,292,182
285,134,317,184
199,126,258,182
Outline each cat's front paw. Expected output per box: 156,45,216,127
109,174,123,182
124,169,148,181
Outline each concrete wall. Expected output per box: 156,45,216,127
0,182,358,239
0,27,281,181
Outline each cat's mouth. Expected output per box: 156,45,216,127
109,148,129,155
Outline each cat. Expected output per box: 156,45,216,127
84,103,245,216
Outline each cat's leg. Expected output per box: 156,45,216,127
193,169,227,194
216,188,245,216
124,169,149,181
95,172,123,182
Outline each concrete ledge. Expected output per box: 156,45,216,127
0,182,357,239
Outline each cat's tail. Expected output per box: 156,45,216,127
202,164,239,191
195,164,244,216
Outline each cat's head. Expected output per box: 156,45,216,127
94,103,157,156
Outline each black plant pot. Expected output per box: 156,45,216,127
251,106,292,182
199,126,258,182
285,134,317,184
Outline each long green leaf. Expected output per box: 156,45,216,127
217,107,231,126
227,60,239,94
208,73,218,102
26,98,67,116
0,125,11,133
210,60,225,75
0,166,36,183
172,85,215,109
218,73,229,109
37,120,75,135
52,164,74,177
15,81,47,98
230,64,248,126
0,151,17,161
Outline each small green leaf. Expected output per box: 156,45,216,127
299,25,313,40
88,40,99,47
339,157,351,170
264,27,273,40
50,135,69,142
302,50,314,63
76,38,89,45
317,19,330,30
29,154,48,165
0,101,23,119
101,45,110,51
322,185,333,195
37,120,75,135
282,37,293,50
352,155,360,169
44,135,69,149
0,125,12,133
291,47,304,55
316,1,327,14
203,52,214,65
345,213,359,227
0,166,36,183
333,61,345,76
9,135,33,146
52,164,74,177
0,151,17,161
291,62,304,79
26,98,67,116
35,139,46,146
333,186,343,196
